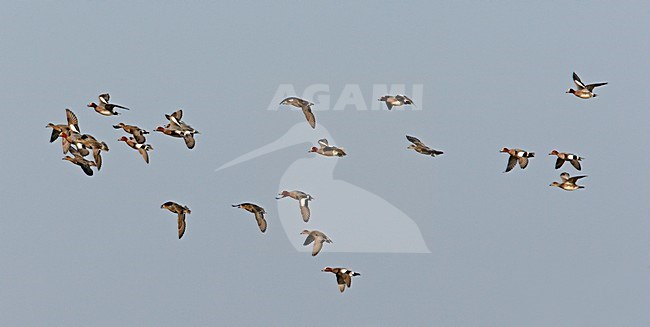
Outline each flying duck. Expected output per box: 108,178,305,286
550,172,587,191
232,203,267,233
301,230,332,256
309,139,346,157
279,97,316,129
160,201,191,239
500,147,535,173
406,135,443,157
321,267,361,293
566,72,607,99
276,190,314,222
549,150,583,170
118,136,153,164
62,147,96,176
113,123,149,143
378,94,414,110
87,93,130,116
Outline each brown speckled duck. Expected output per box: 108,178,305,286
500,147,534,173
406,135,443,157
279,97,316,129
378,94,414,110
232,203,267,233
276,190,314,222
62,147,96,176
321,267,360,293
301,230,332,256
160,201,191,239
60,133,108,170
550,172,587,191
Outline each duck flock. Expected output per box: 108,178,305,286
46,71,606,293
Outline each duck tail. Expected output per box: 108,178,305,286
528,152,535,157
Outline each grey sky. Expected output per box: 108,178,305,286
2,1,650,326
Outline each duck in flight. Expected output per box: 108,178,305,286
321,267,360,293
550,172,587,191
279,97,316,129
500,147,534,173
232,203,267,233
87,93,130,116
160,201,191,239
406,135,443,157
378,94,415,110
566,72,607,99
276,190,314,222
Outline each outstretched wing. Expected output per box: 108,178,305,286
99,93,110,104
66,109,80,133
138,147,150,164
318,139,329,147
302,106,316,129
303,234,315,246
567,175,587,183
184,134,196,149
585,82,608,91
518,157,529,169
560,172,570,181
254,210,267,233
505,156,517,172
572,72,586,89
569,159,581,170
178,213,186,239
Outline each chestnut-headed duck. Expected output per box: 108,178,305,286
118,136,153,164
87,93,130,116
113,123,149,143
567,72,607,99
550,172,587,191
279,97,316,129
321,267,360,293
158,110,199,149
161,201,191,239
276,190,314,222
500,147,535,173
378,94,414,110
309,139,346,157
47,109,80,143
62,147,96,176
301,230,332,256
232,203,267,233
406,135,443,157
549,150,583,171
165,109,200,134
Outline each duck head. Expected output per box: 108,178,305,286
276,191,290,199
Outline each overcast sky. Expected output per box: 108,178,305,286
2,1,650,326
